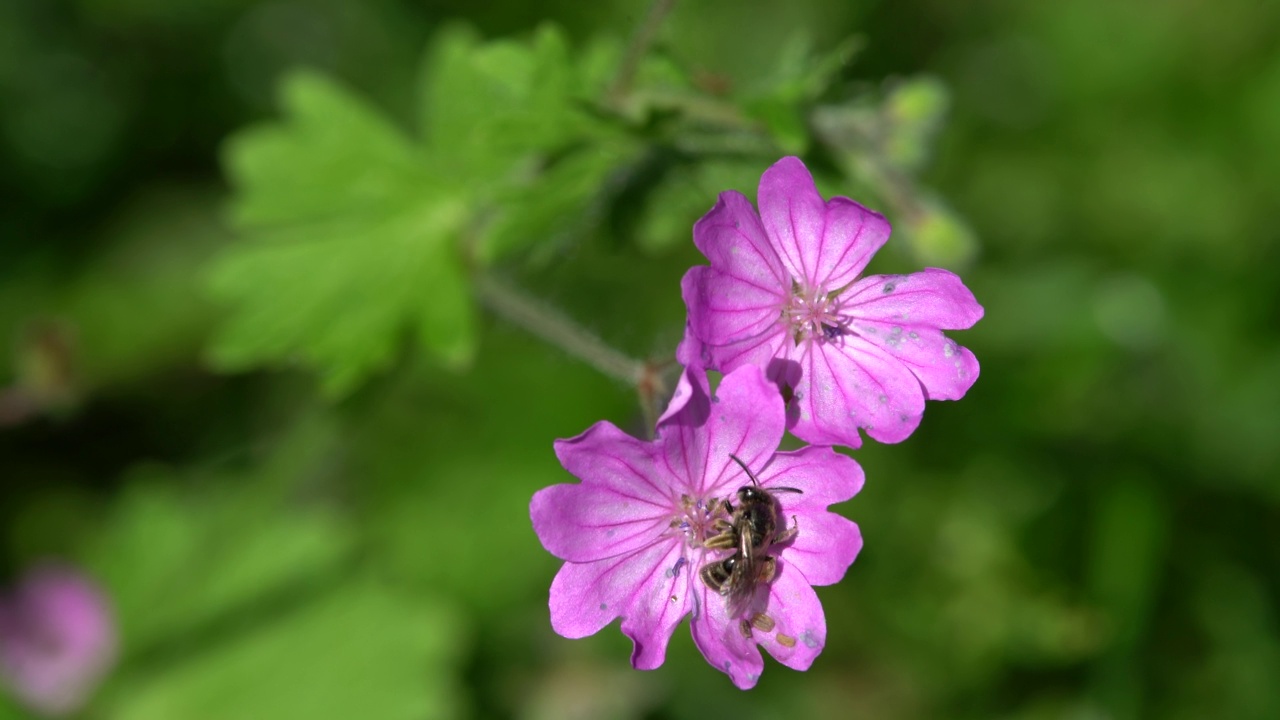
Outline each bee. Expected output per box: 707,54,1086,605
699,454,802,619
699,552,778,623
703,455,802,557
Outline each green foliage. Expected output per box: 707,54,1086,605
3,3,1280,720
419,26,639,263
211,25,638,395
634,159,765,253
879,77,950,174
421,25,581,185
106,582,463,720
741,34,860,154
811,76,973,267
81,418,355,653
901,194,979,268
211,71,472,396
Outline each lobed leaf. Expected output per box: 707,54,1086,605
211,71,472,396
210,26,628,393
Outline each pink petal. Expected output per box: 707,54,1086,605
778,512,862,587
757,157,827,286
690,365,786,498
847,322,979,401
675,321,708,369
692,190,788,292
791,339,926,447
681,266,784,346
754,446,865,510
654,367,711,493
657,358,699,426
620,544,696,670
0,565,116,717
548,540,692,669
689,578,765,689
531,484,673,563
814,196,892,291
755,559,827,671
758,157,890,290
536,422,673,563
840,268,983,401
841,268,984,330
705,325,789,378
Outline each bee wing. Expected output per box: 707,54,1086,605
723,556,758,619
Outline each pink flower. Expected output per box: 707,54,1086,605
0,564,117,717
530,365,863,689
679,156,984,448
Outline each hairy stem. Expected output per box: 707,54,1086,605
476,276,673,436
476,275,646,386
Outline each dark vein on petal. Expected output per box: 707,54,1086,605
716,328,785,368
602,486,670,509
704,299,782,314
787,195,809,283
585,540,667,596
713,271,784,297
822,209,867,288
706,221,787,288
612,453,669,501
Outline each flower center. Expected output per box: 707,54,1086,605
782,280,846,345
670,493,732,550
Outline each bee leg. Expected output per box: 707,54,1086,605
756,556,778,584
774,515,800,544
703,522,736,549
698,563,722,592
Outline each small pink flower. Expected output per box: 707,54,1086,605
530,365,863,689
679,156,984,448
0,564,117,717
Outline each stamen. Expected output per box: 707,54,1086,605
777,633,797,648
783,281,847,345
672,491,736,550
751,613,775,632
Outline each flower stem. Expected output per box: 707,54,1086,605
475,276,673,435
475,275,646,386
608,0,678,105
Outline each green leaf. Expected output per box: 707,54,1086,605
210,71,472,396
210,26,636,393
752,33,860,103
106,583,464,720
480,138,639,263
420,24,581,185
742,34,860,152
419,24,630,262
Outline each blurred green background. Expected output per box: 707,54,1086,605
2,0,1279,718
